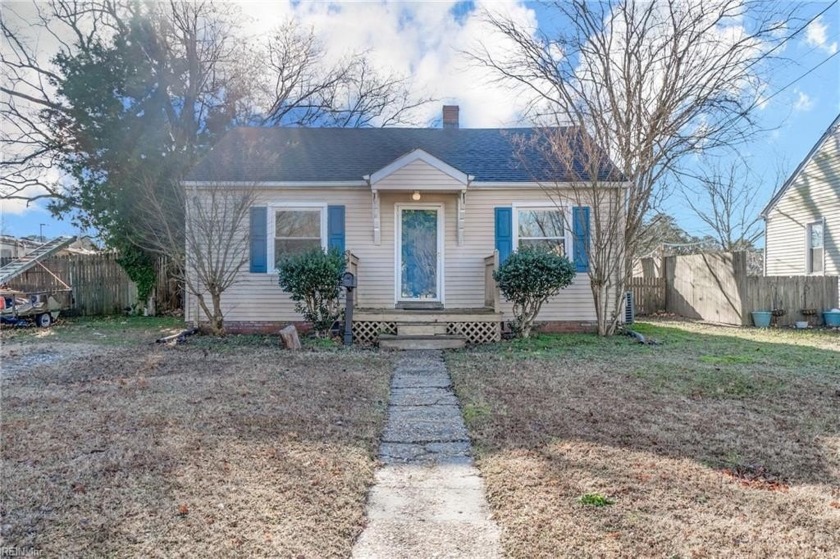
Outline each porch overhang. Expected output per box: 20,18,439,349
365,148,473,246
364,148,474,192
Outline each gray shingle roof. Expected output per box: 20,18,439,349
185,126,623,183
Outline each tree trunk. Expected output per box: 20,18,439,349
210,290,224,335
195,291,225,336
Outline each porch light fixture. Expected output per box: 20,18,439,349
411,191,421,201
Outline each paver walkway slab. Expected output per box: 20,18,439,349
352,350,502,559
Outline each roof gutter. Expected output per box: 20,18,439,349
181,180,368,188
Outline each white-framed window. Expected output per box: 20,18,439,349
513,205,571,257
271,205,327,270
807,220,824,274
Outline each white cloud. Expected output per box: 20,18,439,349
235,0,539,127
804,16,838,55
0,197,40,216
793,89,814,111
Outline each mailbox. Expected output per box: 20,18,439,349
341,271,356,289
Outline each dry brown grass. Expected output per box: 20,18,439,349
448,321,840,558
1,340,394,557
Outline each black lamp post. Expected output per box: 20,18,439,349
341,271,357,346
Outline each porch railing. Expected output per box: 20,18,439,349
347,251,359,277
484,250,500,312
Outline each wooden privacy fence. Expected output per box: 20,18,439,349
0,253,180,317
742,275,838,325
628,277,666,316
660,251,839,327
1,253,136,316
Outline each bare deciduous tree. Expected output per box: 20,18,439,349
256,20,432,128
471,0,800,334
680,158,785,252
517,128,627,335
135,174,255,335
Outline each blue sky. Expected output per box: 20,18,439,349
2,0,838,246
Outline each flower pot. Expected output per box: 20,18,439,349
823,310,840,327
795,321,808,329
751,311,772,328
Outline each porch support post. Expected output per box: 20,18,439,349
457,190,466,246
372,190,381,245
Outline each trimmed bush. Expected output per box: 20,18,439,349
277,248,346,336
493,246,576,338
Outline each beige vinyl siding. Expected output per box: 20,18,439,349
373,158,465,191
765,133,840,277
186,183,615,325
185,188,371,323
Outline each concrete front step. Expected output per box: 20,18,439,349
379,334,466,350
397,322,449,336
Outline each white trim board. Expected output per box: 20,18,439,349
182,181,368,188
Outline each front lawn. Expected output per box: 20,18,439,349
1,322,394,558
448,320,840,558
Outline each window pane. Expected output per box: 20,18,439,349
811,248,823,273
275,239,321,262
518,209,565,238
276,210,321,238
810,223,823,249
519,238,566,256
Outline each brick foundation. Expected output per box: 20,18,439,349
223,321,311,335
221,320,598,335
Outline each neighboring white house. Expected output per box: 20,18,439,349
0,235,42,259
762,114,840,280
183,106,627,342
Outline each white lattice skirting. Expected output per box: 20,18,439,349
352,321,398,344
446,322,501,344
352,320,500,345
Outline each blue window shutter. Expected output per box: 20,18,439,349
573,206,590,272
495,207,513,264
249,206,267,273
327,205,345,253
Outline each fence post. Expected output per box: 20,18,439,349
733,251,749,325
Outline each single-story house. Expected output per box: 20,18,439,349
183,106,626,344
762,114,839,285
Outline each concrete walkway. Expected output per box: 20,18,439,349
352,351,502,559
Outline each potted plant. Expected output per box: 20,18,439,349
824,308,840,328
751,310,772,328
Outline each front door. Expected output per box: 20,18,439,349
397,205,442,303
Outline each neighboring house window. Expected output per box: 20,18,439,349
807,221,824,274
515,207,569,256
273,207,326,265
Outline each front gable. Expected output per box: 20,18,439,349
367,149,473,192
762,116,840,218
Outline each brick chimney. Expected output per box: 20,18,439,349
442,105,459,129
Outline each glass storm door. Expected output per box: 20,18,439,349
398,207,441,301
